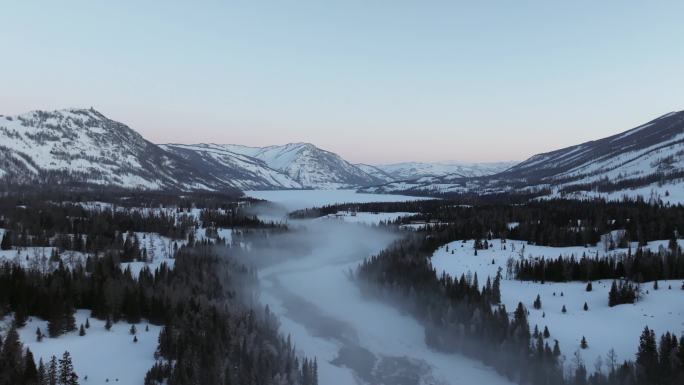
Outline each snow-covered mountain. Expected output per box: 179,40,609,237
363,110,684,203
0,109,385,191
159,143,303,190
203,143,384,189
369,161,517,180
0,108,238,192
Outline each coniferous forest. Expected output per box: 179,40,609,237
0,191,317,385
1,187,684,384
351,198,684,385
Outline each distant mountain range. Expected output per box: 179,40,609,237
161,142,384,189
0,108,511,191
363,110,684,203
1,107,682,203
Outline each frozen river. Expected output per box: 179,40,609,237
244,190,513,385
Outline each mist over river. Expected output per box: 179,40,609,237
242,190,512,385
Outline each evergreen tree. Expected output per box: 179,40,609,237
58,351,78,385
585,282,593,292
130,324,137,335
37,359,47,385
583,302,588,311
580,336,588,349
23,348,38,385
562,305,567,313
636,326,658,384
105,316,112,331
48,356,58,385
0,231,11,250
79,324,86,337
609,280,619,307
543,326,550,339
85,318,90,329
533,294,542,309
492,269,502,303
0,327,23,383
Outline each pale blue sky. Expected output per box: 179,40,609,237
1,1,683,163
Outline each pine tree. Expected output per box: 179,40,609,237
85,318,90,329
79,324,86,336
562,305,567,313
130,324,137,335
653,280,659,290
23,348,38,384
36,327,43,342
63,306,76,333
543,326,550,338
58,351,78,385
585,282,593,292
583,302,588,311
48,356,58,385
47,312,62,338
105,316,112,331
133,335,138,343
1,327,23,383
313,357,318,385
580,336,588,349
1,231,12,250
533,294,542,309
492,269,502,303
37,358,47,385
636,326,658,384
609,280,619,307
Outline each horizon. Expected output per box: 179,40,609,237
6,105,680,166
2,1,683,163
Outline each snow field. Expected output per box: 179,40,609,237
430,238,684,374
18,310,162,385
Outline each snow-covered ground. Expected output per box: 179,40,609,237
430,238,684,374
120,228,232,278
540,180,684,205
0,245,87,272
17,310,162,385
120,232,184,278
250,190,513,385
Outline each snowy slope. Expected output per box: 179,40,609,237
430,238,684,375
501,110,684,185
0,109,239,192
160,143,302,189
212,143,384,188
354,164,396,183
363,110,684,202
371,161,517,180
18,310,162,385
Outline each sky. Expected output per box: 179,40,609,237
1,1,683,164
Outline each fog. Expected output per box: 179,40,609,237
239,191,513,385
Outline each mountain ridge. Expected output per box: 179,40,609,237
361,110,684,203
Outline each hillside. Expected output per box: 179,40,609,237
0,109,238,192
362,110,684,203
